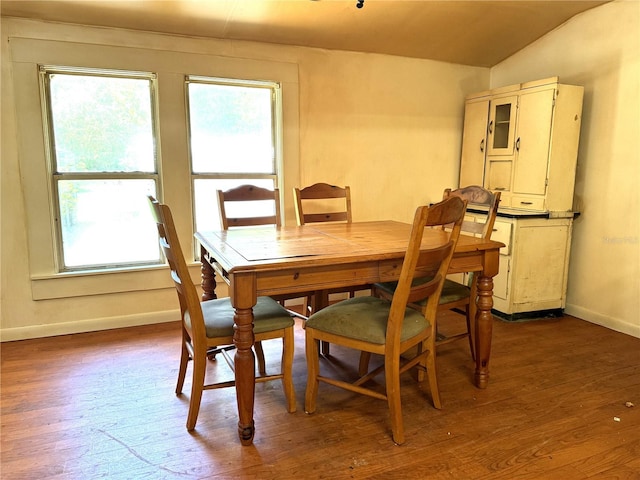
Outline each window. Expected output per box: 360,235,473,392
40,66,161,271
186,76,282,232
11,36,299,300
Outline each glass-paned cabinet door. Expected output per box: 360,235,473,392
487,95,518,156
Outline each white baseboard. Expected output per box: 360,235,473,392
565,304,640,338
0,310,180,342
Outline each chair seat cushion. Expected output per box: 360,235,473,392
375,279,470,306
439,279,471,304
305,296,428,345
188,296,295,338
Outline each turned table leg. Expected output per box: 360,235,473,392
474,273,494,389
233,305,256,445
231,274,257,445
199,246,217,301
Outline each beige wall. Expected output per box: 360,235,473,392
297,49,484,223
0,17,488,340
491,0,640,337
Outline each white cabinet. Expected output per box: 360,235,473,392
458,77,583,318
466,210,574,318
460,77,584,213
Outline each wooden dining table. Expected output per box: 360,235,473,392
195,220,503,445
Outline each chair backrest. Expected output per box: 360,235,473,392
443,185,500,240
217,184,282,229
147,196,205,342
386,196,467,345
293,183,352,225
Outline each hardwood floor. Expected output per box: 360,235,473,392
1,312,639,479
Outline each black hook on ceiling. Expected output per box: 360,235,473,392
356,0,364,8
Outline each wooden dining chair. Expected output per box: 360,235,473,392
293,182,352,226
293,183,367,354
304,196,466,445
436,185,501,359
293,183,369,308
217,184,282,229
148,196,296,432
217,185,309,310
372,185,500,361
217,184,313,343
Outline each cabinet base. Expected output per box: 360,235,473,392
492,308,564,322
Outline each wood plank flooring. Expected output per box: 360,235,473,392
1,312,639,479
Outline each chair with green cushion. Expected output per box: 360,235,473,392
148,196,296,432
437,186,501,358
217,184,313,318
304,196,466,445
372,185,500,361
293,182,362,316
217,184,314,371
293,182,368,355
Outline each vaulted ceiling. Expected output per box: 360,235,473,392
0,0,609,67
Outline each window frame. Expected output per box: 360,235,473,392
9,37,299,300
39,65,162,272
185,75,284,241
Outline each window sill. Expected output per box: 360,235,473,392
30,263,203,300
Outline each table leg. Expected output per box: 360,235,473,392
199,246,217,301
474,273,494,389
233,305,256,445
231,274,257,445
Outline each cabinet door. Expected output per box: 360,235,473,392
487,95,518,156
486,159,512,192
459,99,489,187
512,88,555,195
511,223,569,305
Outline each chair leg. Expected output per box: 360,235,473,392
175,338,190,395
467,279,478,361
254,341,266,376
303,294,313,317
281,328,297,413
310,291,330,356
465,307,475,362
467,305,477,362
304,333,320,414
385,355,405,445
424,347,442,410
186,352,207,431
415,342,426,383
358,351,372,376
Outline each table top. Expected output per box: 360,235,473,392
195,220,503,274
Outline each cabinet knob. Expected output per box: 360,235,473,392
480,139,484,152
488,120,493,134
516,137,521,151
